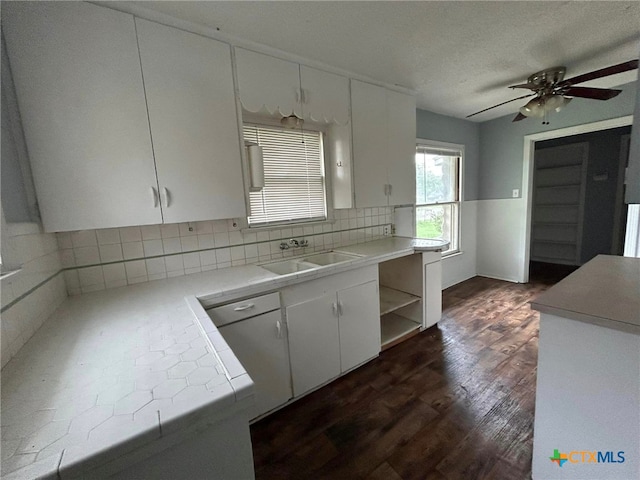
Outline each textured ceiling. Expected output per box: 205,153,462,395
119,1,640,122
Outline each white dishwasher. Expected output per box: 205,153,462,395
207,292,292,419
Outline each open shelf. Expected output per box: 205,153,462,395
381,313,421,350
379,286,421,316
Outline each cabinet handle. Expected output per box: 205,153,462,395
388,184,392,196
301,88,307,104
384,184,389,196
233,303,255,312
162,187,171,207
295,89,300,104
337,301,343,316
332,302,338,317
276,319,282,339
151,187,159,208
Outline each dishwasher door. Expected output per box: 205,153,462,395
218,310,292,418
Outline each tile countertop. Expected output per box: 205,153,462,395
530,255,640,335
0,236,446,479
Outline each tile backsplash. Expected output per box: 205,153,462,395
1,228,67,368
60,207,393,295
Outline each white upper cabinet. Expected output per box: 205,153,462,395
2,2,161,231
351,80,390,207
235,48,351,126
136,19,245,223
299,66,350,125
387,89,417,206
351,80,417,208
235,48,302,118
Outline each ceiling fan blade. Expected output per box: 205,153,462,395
562,86,622,100
512,112,527,122
509,83,537,90
560,59,639,87
466,93,535,118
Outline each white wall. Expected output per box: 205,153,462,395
442,201,478,288
476,198,526,283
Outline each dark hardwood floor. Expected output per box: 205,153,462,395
250,271,567,480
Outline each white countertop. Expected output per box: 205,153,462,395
0,236,446,479
530,255,640,335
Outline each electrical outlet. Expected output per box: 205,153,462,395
383,225,391,236
512,189,520,198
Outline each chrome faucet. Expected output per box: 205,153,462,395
288,238,308,248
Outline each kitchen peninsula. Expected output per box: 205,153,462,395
1,237,446,479
530,255,640,480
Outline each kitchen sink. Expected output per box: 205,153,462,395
260,251,362,275
302,251,361,266
260,259,318,275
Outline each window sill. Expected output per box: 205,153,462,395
442,250,463,259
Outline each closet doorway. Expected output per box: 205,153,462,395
529,126,631,278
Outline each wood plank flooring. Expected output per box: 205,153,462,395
250,272,564,480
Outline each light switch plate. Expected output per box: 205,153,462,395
383,225,391,236
512,189,519,198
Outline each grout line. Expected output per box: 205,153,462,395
0,269,63,314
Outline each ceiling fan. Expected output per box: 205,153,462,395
467,59,639,124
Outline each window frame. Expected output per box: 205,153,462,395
415,138,463,256
240,114,334,230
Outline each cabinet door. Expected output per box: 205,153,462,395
387,90,417,206
424,259,442,328
286,294,341,397
218,310,291,418
3,2,161,231
351,80,389,207
235,48,301,118
338,281,381,372
136,19,246,223
300,66,350,125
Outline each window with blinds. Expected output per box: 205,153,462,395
244,124,327,227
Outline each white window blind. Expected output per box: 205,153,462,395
244,124,326,226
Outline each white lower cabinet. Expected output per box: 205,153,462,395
337,281,381,372
286,294,341,397
283,266,381,397
218,311,291,418
423,252,443,329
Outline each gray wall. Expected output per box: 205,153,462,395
416,109,480,201
478,81,637,200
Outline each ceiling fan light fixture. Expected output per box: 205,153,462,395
519,94,571,118
519,97,545,118
547,95,571,113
